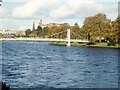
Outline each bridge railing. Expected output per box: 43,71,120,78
0,37,89,42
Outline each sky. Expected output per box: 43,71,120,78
0,0,119,30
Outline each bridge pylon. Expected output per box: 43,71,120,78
67,29,71,47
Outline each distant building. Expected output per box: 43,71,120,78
0,29,25,36
47,23,61,27
39,19,47,28
39,19,61,28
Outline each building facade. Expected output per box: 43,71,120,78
0,29,25,36
39,19,61,28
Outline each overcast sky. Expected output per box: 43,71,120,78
0,0,119,30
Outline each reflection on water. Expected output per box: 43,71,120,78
2,41,118,88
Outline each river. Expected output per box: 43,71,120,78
2,41,118,88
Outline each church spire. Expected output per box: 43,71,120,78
40,19,42,24
32,22,35,31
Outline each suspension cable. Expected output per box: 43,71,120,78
50,30,67,37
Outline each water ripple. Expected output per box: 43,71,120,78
2,41,118,88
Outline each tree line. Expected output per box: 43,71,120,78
25,13,120,46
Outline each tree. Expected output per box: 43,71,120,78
48,23,70,39
110,16,120,45
36,26,42,37
25,29,31,37
42,27,48,37
117,16,120,45
81,13,112,42
70,23,81,39
0,33,3,38
74,22,79,26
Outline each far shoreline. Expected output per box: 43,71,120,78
1,40,120,49
50,42,120,49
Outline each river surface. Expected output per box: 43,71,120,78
2,41,119,88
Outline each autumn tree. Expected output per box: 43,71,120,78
110,16,120,45
70,23,81,39
48,23,70,39
81,13,112,42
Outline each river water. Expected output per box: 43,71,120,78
2,41,118,88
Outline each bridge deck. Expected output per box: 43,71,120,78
0,38,89,43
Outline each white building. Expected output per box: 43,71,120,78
0,29,25,36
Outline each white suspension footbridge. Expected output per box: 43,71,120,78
1,29,89,46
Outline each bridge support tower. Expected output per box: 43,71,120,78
67,29,71,47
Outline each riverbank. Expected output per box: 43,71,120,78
51,42,120,49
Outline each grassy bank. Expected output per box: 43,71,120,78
87,43,120,49
51,42,120,49
51,42,88,47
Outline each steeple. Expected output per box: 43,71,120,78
39,19,43,27
32,22,35,31
40,19,42,24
